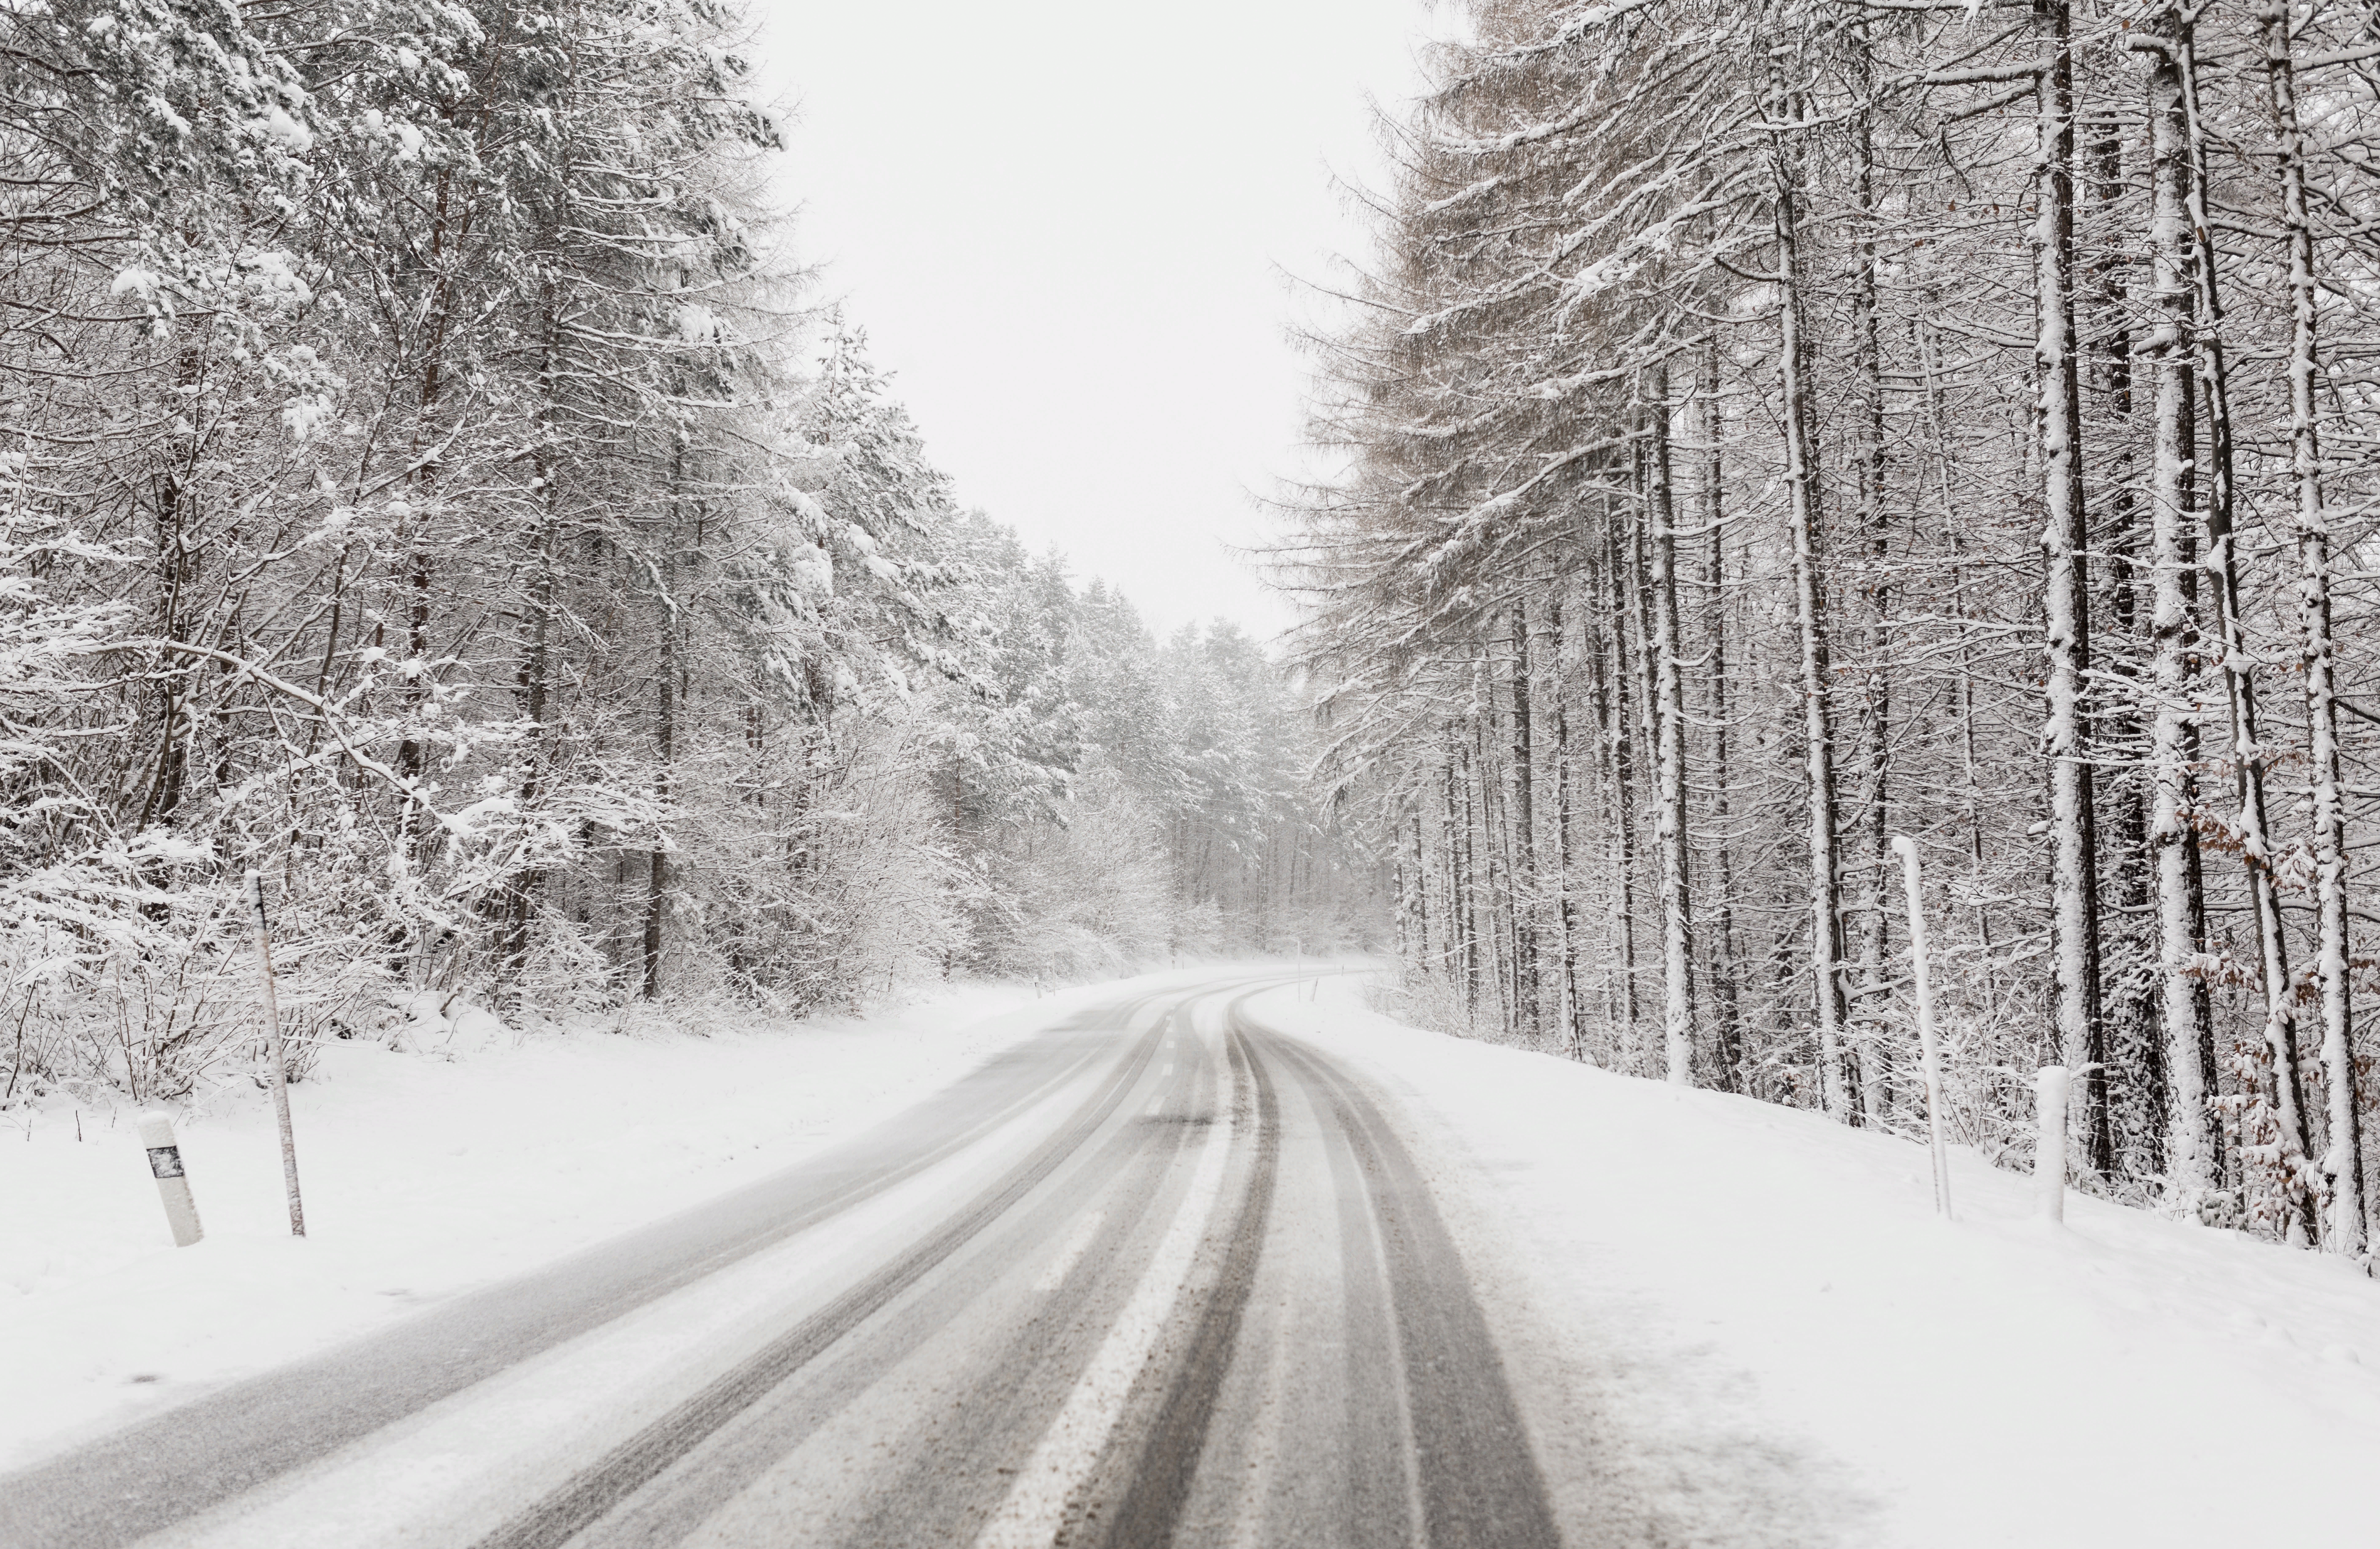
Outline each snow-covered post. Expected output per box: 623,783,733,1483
246,870,306,1238
2035,1067,2071,1224
136,1112,203,1247
1891,836,1952,1219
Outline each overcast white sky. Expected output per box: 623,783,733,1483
740,3,1443,641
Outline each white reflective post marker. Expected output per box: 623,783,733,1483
1891,835,1953,1219
248,869,306,1237
136,1111,204,1247
2035,1066,2071,1224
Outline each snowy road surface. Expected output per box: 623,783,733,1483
0,972,1572,1549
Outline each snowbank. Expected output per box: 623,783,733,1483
1251,977,2380,1549
0,978,1124,1469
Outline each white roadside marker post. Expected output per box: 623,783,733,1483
246,869,307,1237
136,1112,204,1247
1890,835,1953,1220
2035,1065,2071,1225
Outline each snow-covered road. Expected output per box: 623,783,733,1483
0,971,1574,1548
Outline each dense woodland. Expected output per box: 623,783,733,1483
0,0,1373,1104
1285,0,2380,1254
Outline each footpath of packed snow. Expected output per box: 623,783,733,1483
0,969,1219,1472
1248,977,2380,1549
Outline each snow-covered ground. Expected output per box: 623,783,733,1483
1248,976,2380,1549
15,966,2376,1548
0,975,1162,1470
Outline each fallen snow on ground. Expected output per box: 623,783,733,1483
1249,977,2380,1549
21,966,2369,1546
0,976,1137,1470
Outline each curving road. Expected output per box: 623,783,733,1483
1,973,1565,1549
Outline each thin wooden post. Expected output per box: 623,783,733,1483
1891,836,1953,1219
246,870,306,1237
2036,1068,2071,1224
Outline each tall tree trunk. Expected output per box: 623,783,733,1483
1850,39,1892,1127
1581,545,1622,1057
1697,337,1745,1091
1459,743,1482,1019
502,285,566,1009
139,450,197,845
2145,21,2220,1211
1477,650,1515,1029
2178,14,2317,1239
1599,504,1644,1054
1508,602,1543,1042
642,485,679,1002
1552,595,1587,1058
1405,800,1423,975
1915,308,1995,958
1772,110,1853,1121
2034,0,2113,1177
2261,0,2361,1254
2092,107,2159,1173
1647,362,1696,1086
